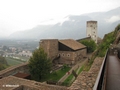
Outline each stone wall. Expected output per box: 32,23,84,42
76,37,91,42
58,51,74,64
58,48,86,65
12,85,40,90
40,39,58,60
0,62,29,77
69,57,104,90
75,48,87,61
0,76,67,90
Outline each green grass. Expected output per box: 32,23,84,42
62,73,74,86
83,63,91,71
40,67,71,82
78,65,84,74
62,66,84,86
83,57,95,71
5,57,24,66
62,67,78,86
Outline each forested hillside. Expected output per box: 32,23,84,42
97,24,120,57
9,7,120,40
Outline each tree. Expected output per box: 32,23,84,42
80,40,96,53
28,48,52,81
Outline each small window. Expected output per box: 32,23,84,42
67,54,70,57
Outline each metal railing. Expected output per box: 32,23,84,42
93,49,109,90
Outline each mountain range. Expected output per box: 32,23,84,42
9,7,120,40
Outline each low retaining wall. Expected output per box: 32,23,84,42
0,62,29,77
69,57,104,90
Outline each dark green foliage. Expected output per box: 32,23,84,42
114,24,120,36
115,24,120,31
80,40,96,53
97,31,116,57
0,56,9,70
28,48,52,81
61,64,68,70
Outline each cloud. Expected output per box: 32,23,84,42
39,17,69,25
105,15,120,23
0,0,120,37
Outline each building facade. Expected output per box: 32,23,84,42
86,21,97,43
40,39,86,65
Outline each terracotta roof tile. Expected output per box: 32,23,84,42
0,76,67,90
59,39,86,50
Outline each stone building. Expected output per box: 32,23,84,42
40,39,58,60
40,39,86,65
86,21,98,43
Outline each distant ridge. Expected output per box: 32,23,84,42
9,7,120,40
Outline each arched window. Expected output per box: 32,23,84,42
67,54,70,57
58,53,61,56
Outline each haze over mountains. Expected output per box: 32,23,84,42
9,7,120,40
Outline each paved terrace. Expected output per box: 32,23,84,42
106,55,120,90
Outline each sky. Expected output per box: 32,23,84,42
0,0,120,38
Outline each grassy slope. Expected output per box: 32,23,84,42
5,57,24,66
40,67,71,82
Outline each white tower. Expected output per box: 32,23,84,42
86,21,97,43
